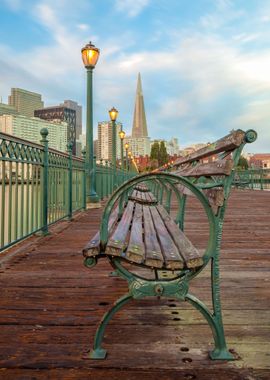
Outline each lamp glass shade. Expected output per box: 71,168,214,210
119,130,125,140
128,151,132,157
81,42,100,68
125,143,129,150
109,107,118,121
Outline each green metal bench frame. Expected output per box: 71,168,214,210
84,129,257,361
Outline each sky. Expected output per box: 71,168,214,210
0,0,270,152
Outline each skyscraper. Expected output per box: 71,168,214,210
97,121,122,161
125,73,150,157
60,100,82,139
132,73,149,138
8,88,44,117
0,114,68,152
34,106,76,154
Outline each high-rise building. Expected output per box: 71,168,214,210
124,136,150,158
8,88,44,117
34,106,76,155
0,114,68,152
132,73,148,138
97,121,122,161
0,102,18,116
60,100,82,139
125,73,151,157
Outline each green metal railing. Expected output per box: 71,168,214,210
0,130,133,252
233,168,270,190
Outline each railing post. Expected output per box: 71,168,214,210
82,149,87,210
67,142,73,220
260,169,263,190
40,128,49,236
93,156,97,197
100,159,104,200
105,160,109,198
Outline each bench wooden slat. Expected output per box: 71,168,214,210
174,159,234,178
126,203,145,264
149,206,184,270
105,201,134,256
174,130,245,166
176,184,225,208
143,205,164,268
129,189,157,205
156,205,203,268
134,184,149,192
83,207,119,257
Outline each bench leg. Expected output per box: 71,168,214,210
88,293,133,359
186,293,234,360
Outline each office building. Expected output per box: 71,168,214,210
60,100,82,139
124,136,150,157
124,73,150,157
97,121,122,161
0,114,68,152
35,106,76,154
8,88,44,117
0,102,18,116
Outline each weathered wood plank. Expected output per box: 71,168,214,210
174,130,245,166
150,206,184,270
143,205,164,268
82,206,119,257
126,203,145,264
174,159,234,178
176,184,225,208
105,201,134,256
156,205,203,268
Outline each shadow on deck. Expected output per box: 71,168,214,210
0,190,269,380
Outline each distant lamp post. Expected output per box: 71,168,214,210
125,142,129,170
128,151,132,171
119,130,125,169
109,107,118,189
81,41,100,203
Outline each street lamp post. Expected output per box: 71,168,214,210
108,107,118,190
81,41,100,204
124,142,129,171
128,150,132,171
119,130,125,169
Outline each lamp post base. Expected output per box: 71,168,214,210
87,202,101,209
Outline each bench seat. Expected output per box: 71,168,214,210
83,192,203,270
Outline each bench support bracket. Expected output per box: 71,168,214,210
89,293,133,360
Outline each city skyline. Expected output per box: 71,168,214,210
0,1,270,152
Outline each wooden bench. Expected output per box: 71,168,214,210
83,129,257,361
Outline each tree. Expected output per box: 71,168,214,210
159,141,168,166
150,141,168,167
150,141,160,161
237,155,249,170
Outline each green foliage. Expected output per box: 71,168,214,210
150,141,160,161
150,141,168,166
237,155,249,169
159,141,168,166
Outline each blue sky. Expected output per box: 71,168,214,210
0,0,270,152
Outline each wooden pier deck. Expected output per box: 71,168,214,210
0,190,269,380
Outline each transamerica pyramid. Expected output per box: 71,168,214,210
131,73,149,138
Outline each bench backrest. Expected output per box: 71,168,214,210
163,129,257,214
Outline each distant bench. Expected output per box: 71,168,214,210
83,129,257,361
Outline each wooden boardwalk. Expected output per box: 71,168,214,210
0,190,269,380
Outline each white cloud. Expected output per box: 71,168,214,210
77,23,89,31
3,0,22,11
115,0,150,17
